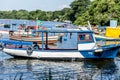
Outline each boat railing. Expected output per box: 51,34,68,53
96,38,120,47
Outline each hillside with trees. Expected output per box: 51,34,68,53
74,0,120,26
0,0,120,26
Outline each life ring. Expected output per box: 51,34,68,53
26,46,33,56
0,44,4,51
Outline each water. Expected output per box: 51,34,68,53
0,54,120,80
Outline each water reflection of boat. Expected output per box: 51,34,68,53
1,27,120,59
0,58,84,80
83,59,117,80
0,58,118,80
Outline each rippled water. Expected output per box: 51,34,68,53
0,34,120,80
0,57,82,80
0,51,120,80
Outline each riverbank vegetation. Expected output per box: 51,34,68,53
0,0,120,26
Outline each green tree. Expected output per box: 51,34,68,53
70,0,91,22
45,11,53,21
29,11,37,20
60,8,73,21
74,11,90,25
15,10,29,19
74,0,120,26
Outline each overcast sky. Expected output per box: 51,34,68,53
0,0,74,11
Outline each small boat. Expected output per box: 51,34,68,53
9,25,60,44
94,34,120,41
0,28,120,59
9,34,59,44
0,30,9,34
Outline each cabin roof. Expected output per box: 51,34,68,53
32,28,93,33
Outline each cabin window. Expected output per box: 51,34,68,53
78,34,93,43
12,24,17,26
4,24,10,28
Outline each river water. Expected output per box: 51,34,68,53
0,33,120,80
0,53,120,80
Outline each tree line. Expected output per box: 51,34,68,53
0,0,120,26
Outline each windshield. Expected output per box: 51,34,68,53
78,33,94,43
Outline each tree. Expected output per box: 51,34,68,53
15,10,29,19
74,0,120,26
70,0,91,22
60,8,73,21
74,11,90,25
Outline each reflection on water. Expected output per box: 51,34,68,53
0,58,119,80
84,59,117,80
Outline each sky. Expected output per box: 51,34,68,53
0,0,74,11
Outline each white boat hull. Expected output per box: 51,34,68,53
3,48,84,58
0,30,9,34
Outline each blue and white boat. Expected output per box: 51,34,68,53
0,28,120,59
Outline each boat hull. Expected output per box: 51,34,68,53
3,48,84,58
3,47,119,59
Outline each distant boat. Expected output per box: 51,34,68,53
9,25,60,44
0,27,120,59
10,35,59,44
94,34,120,41
0,30,9,34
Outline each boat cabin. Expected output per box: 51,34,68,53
2,28,95,51
32,28,96,51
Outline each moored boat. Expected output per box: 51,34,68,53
0,30,9,34
9,35,59,44
94,34,120,41
9,25,60,44
0,28,120,59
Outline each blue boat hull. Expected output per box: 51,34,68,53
80,47,119,58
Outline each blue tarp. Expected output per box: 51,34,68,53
0,39,33,45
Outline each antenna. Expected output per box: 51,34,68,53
88,21,92,30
